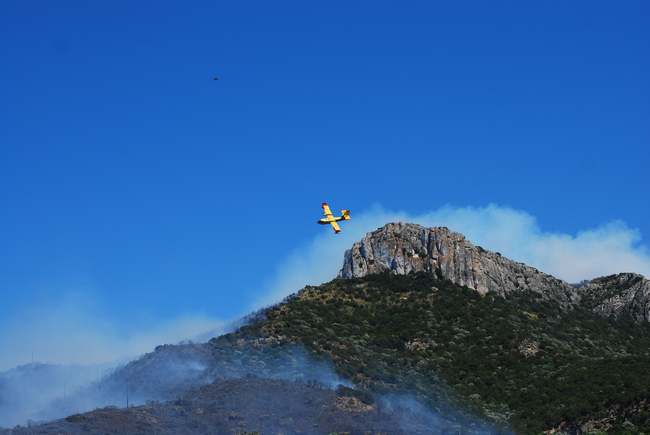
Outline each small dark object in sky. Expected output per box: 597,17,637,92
213,75,220,80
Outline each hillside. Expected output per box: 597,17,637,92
14,273,650,434
4,377,472,435
235,273,650,433
4,223,650,434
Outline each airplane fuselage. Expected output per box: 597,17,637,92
317,216,343,224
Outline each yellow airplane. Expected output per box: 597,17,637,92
317,202,351,233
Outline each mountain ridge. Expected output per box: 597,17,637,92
4,222,650,433
341,222,650,322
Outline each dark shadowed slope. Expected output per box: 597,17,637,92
2,377,501,435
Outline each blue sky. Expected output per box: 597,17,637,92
1,1,648,367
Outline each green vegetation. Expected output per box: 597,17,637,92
234,273,650,434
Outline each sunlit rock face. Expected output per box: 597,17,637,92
577,273,650,322
340,222,578,306
340,222,650,322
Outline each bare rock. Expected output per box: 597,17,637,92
577,273,650,322
340,223,578,306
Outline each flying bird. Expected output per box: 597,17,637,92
317,202,351,234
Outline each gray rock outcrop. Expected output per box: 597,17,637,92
339,222,650,319
576,273,650,322
339,223,578,306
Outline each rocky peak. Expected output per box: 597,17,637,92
339,222,578,306
577,273,650,322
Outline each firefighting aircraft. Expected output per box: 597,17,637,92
317,202,351,233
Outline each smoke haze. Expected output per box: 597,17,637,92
0,292,225,371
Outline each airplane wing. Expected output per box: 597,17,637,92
329,221,341,233
322,202,333,217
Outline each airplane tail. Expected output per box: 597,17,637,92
341,209,351,220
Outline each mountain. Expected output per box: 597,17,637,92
341,222,650,323
341,223,574,300
4,222,650,434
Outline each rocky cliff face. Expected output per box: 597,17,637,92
577,273,650,322
340,222,650,318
